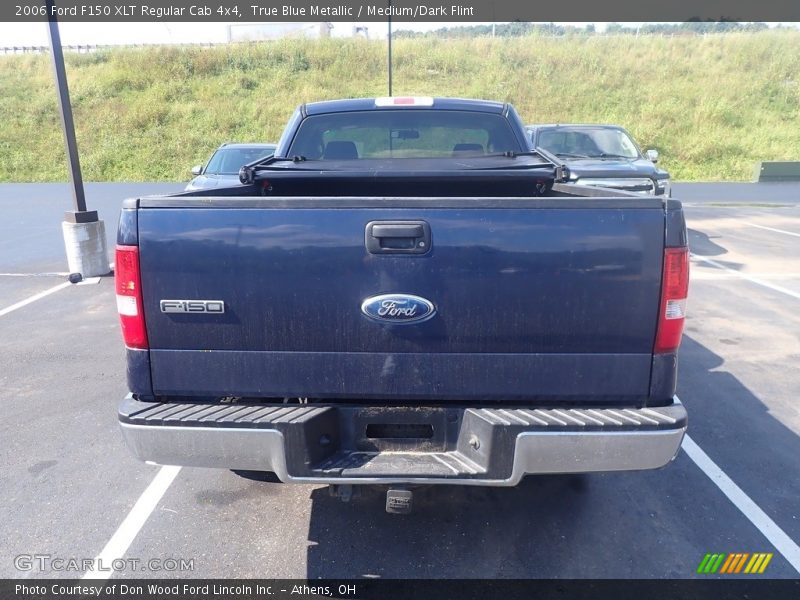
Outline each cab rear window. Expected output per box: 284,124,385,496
288,110,522,160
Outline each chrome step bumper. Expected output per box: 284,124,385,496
119,395,687,486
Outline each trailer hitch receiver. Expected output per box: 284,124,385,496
386,488,413,514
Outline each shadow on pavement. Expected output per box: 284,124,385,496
305,474,592,578
678,335,800,550
302,334,800,578
688,228,728,257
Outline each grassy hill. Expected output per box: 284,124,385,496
1,31,798,182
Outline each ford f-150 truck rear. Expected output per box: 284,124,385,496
116,97,688,511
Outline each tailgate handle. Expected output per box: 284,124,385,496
372,224,424,238
366,221,431,255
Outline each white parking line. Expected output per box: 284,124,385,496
691,272,800,281
83,466,181,580
682,433,800,574
0,272,70,277
691,255,800,300
743,222,800,238
0,281,71,317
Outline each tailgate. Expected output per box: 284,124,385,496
137,197,664,401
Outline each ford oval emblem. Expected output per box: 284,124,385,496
361,294,436,324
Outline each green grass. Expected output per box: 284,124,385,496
1,31,798,182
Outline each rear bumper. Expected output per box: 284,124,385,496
119,395,687,486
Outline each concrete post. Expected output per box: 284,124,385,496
62,220,111,277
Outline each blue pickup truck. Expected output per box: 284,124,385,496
115,97,689,512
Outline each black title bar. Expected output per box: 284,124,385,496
5,0,800,23
7,579,800,600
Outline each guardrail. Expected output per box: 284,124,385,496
753,161,800,182
2,45,97,54
0,43,222,55
1,29,772,55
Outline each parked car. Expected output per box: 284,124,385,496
116,98,688,513
185,143,276,191
527,124,671,196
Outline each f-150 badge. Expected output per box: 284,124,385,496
361,294,435,324
160,300,225,314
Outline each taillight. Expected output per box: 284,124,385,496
654,247,689,354
115,245,148,349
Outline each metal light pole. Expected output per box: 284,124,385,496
387,0,392,96
46,0,110,277
47,0,91,221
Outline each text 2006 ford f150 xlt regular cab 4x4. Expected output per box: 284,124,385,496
115,97,689,512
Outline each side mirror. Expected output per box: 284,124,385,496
646,149,659,163
191,165,203,176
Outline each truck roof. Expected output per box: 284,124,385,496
304,97,508,115
527,124,627,131
219,142,277,149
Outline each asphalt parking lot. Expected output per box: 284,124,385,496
0,181,798,579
